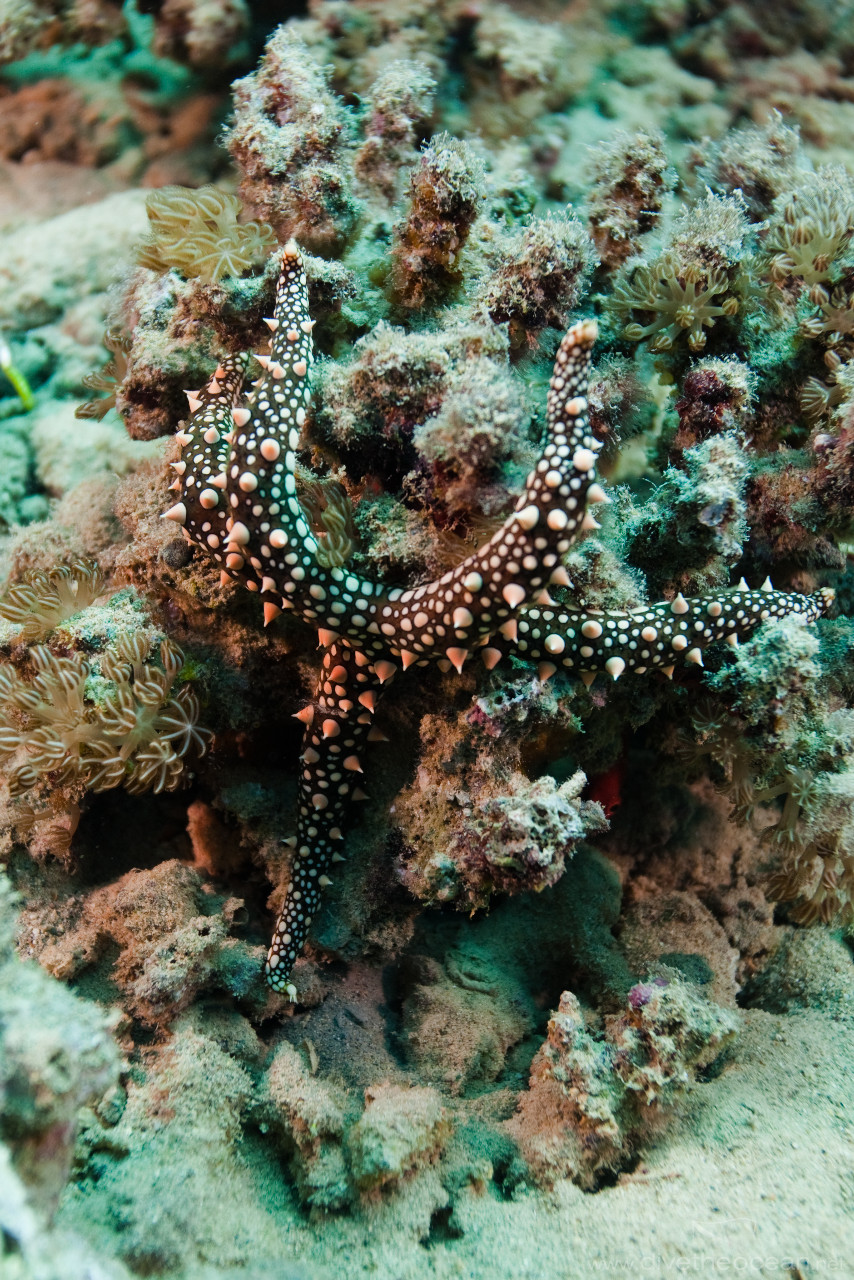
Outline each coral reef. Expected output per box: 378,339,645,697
0,872,120,1266
586,129,674,273
348,1082,451,1193
262,1039,353,1210
616,432,750,595
353,59,435,203
0,0,248,72
0,0,125,65
764,167,854,286
163,242,830,997
262,1052,451,1209
0,2,853,1275
0,559,104,642
23,858,259,1026
684,614,854,927
226,28,360,254
391,133,484,308
0,615,206,802
394,700,606,908
741,925,854,1014
479,212,594,346
0,76,131,168
148,0,250,71
690,113,802,221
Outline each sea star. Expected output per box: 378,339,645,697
163,243,834,998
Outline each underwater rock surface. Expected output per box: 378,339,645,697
1,1,853,1276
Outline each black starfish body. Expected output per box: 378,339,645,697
163,244,833,997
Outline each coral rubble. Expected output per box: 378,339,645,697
507,979,737,1189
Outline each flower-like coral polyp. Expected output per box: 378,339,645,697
800,282,854,355
0,560,105,643
75,330,133,422
613,254,739,352
800,349,849,422
766,168,854,287
139,185,276,284
689,704,853,928
164,241,833,998
0,631,208,799
297,474,360,569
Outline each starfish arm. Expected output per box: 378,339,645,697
167,249,605,665
365,321,604,675
223,241,328,611
211,245,397,634
163,353,249,548
265,639,385,996
167,245,393,636
496,585,835,683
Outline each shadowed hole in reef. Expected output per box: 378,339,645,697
491,1148,528,1200
519,724,581,786
72,790,195,886
423,1205,464,1247
383,853,636,1050
590,1153,641,1192
695,1042,737,1082
247,0,309,57
69,939,122,1006
67,783,277,950
600,742,708,862
381,912,553,1100
658,951,714,986
124,1245,178,1278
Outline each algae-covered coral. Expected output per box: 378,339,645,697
1,1,853,1277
